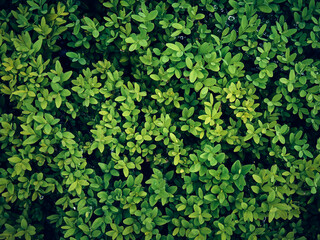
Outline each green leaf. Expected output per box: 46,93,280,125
148,10,158,21
123,226,133,235
98,143,105,153
0,178,8,185
190,162,201,172
92,217,103,230
154,218,169,226
203,78,216,86
63,132,75,138
172,23,183,30
43,124,52,134
79,58,86,65
204,194,215,201
228,65,236,74
241,15,248,29
33,38,43,52
268,208,276,223
258,4,272,13
68,181,77,192
92,29,99,38
252,174,262,184
79,224,90,233
115,96,126,101
55,94,62,108
150,74,160,81
190,70,197,83
231,160,241,174
66,52,78,58
64,228,75,238
51,82,63,92
123,218,134,225
186,57,193,69
83,17,95,28
62,72,73,82
132,15,144,22
305,178,314,186
251,186,259,193
200,227,212,235
23,135,41,145
166,43,180,51
33,116,46,124
211,185,220,194
189,229,199,238
61,89,71,97
21,219,28,229
267,190,276,202
123,167,129,177
126,175,134,188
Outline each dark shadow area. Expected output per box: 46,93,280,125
0,94,21,116
302,46,320,60
140,160,153,188
50,38,74,72
40,200,62,240
76,0,106,21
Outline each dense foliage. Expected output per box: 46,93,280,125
0,0,320,239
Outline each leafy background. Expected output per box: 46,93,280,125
0,0,320,239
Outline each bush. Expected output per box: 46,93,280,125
1,0,320,239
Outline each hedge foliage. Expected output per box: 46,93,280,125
0,0,320,239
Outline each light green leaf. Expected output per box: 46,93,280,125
68,181,77,192
252,174,262,184
92,218,103,230
166,43,180,51
55,94,62,108
186,57,193,69
258,4,272,13
190,162,201,172
190,70,197,83
23,135,41,145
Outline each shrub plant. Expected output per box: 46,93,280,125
0,0,320,239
